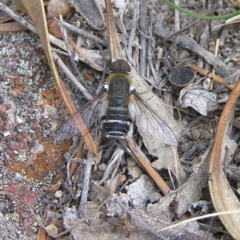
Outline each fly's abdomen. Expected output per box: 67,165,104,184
101,106,130,138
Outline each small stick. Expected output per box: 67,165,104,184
52,52,93,100
175,35,229,78
190,65,235,90
139,0,147,77
58,19,108,47
59,16,91,93
79,154,95,204
126,137,171,195
174,0,180,32
127,0,138,59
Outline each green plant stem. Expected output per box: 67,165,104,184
162,0,240,20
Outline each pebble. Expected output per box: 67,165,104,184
54,190,63,198
46,224,58,235
98,163,107,171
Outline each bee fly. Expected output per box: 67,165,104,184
57,60,177,146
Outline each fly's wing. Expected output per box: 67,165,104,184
129,90,177,146
56,92,108,140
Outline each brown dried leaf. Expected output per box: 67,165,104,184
209,78,240,239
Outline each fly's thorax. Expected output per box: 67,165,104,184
106,73,132,106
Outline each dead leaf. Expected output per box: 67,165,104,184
177,83,218,116
140,133,186,184
69,0,105,29
63,201,216,239
148,141,213,218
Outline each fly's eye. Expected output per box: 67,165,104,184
110,60,131,73
110,61,120,71
130,86,135,92
120,61,131,72
104,84,109,91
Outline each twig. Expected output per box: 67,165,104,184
0,22,27,31
146,1,155,82
59,16,93,94
190,65,234,90
105,0,126,61
125,137,171,195
174,0,180,32
74,35,82,61
139,0,147,77
58,19,108,47
27,205,56,238
70,38,102,71
165,19,199,40
119,1,135,66
0,2,38,33
225,14,240,24
197,21,210,69
52,52,93,100
99,147,124,184
79,154,95,204
176,35,229,77
127,0,138,59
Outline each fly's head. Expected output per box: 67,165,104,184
109,60,131,74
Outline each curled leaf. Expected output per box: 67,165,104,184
177,83,218,116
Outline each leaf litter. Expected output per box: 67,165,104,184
0,0,240,239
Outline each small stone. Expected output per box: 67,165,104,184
203,78,212,90
98,163,107,171
0,201,7,211
46,224,58,235
3,131,11,137
16,116,24,124
117,174,127,186
190,128,201,140
127,157,136,167
54,190,63,198
114,0,127,9
234,152,240,164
